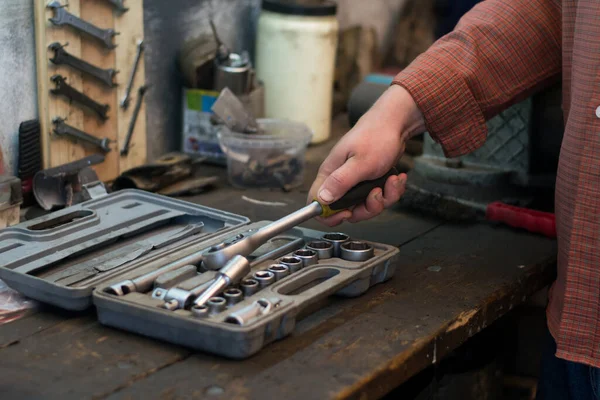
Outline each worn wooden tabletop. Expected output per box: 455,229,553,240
0,116,557,399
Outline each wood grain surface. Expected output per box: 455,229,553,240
34,0,146,181
0,116,557,399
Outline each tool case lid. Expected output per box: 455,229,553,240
0,189,250,310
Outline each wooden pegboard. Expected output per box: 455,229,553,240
34,0,147,182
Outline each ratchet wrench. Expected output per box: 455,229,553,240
202,168,400,270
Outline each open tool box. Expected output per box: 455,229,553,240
0,190,399,358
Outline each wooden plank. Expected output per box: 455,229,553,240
34,0,50,169
115,0,147,173
103,224,555,400
80,0,118,181
34,0,147,181
35,0,85,169
0,214,437,399
0,311,68,349
0,314,189,399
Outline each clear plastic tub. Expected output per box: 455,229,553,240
218,119,313,189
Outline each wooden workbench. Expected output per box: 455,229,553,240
0,116,557,399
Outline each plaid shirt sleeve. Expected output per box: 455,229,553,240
392,0,562,158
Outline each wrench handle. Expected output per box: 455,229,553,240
320,168,400,217
121,41,144,108
49,5,116,49
54,50,116,87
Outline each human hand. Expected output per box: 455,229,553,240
307,85,425,226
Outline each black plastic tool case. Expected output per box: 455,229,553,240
0,190,400,358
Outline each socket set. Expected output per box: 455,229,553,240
0,191,399,359
94,223,399,359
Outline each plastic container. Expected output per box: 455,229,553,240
255,0,338,144
218,119,313,189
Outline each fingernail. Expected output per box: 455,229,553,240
374,191,383,202
319,188,334,203
393,177,403,187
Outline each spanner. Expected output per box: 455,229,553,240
52,117,112,153
50,75,109,121
120,40,144,109
202,168,400,269
48,42,117,88
120,85,148,156
48,2,117,49
104,0,129,12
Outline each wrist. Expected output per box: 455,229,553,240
372,84,426,142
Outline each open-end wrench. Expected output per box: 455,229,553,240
49,42,117,88
120,40,144,109
52,117,112,153
202,168,400,270
50,75,109,121
155,255,252,311
104,0,129,13
120,85,148,156
48,2,117,49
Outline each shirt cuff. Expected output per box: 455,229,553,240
391,54,488,158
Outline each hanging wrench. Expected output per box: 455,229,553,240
120,40,145,109
103,0,129,13
50,75,109,121
120,85,148,156
48,2,117,50
48,43,117,88
52,117,112,153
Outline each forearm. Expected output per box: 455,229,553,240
393,0,562,157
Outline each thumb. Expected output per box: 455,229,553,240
317,157,373,204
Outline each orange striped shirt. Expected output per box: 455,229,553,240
394,0,600,366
